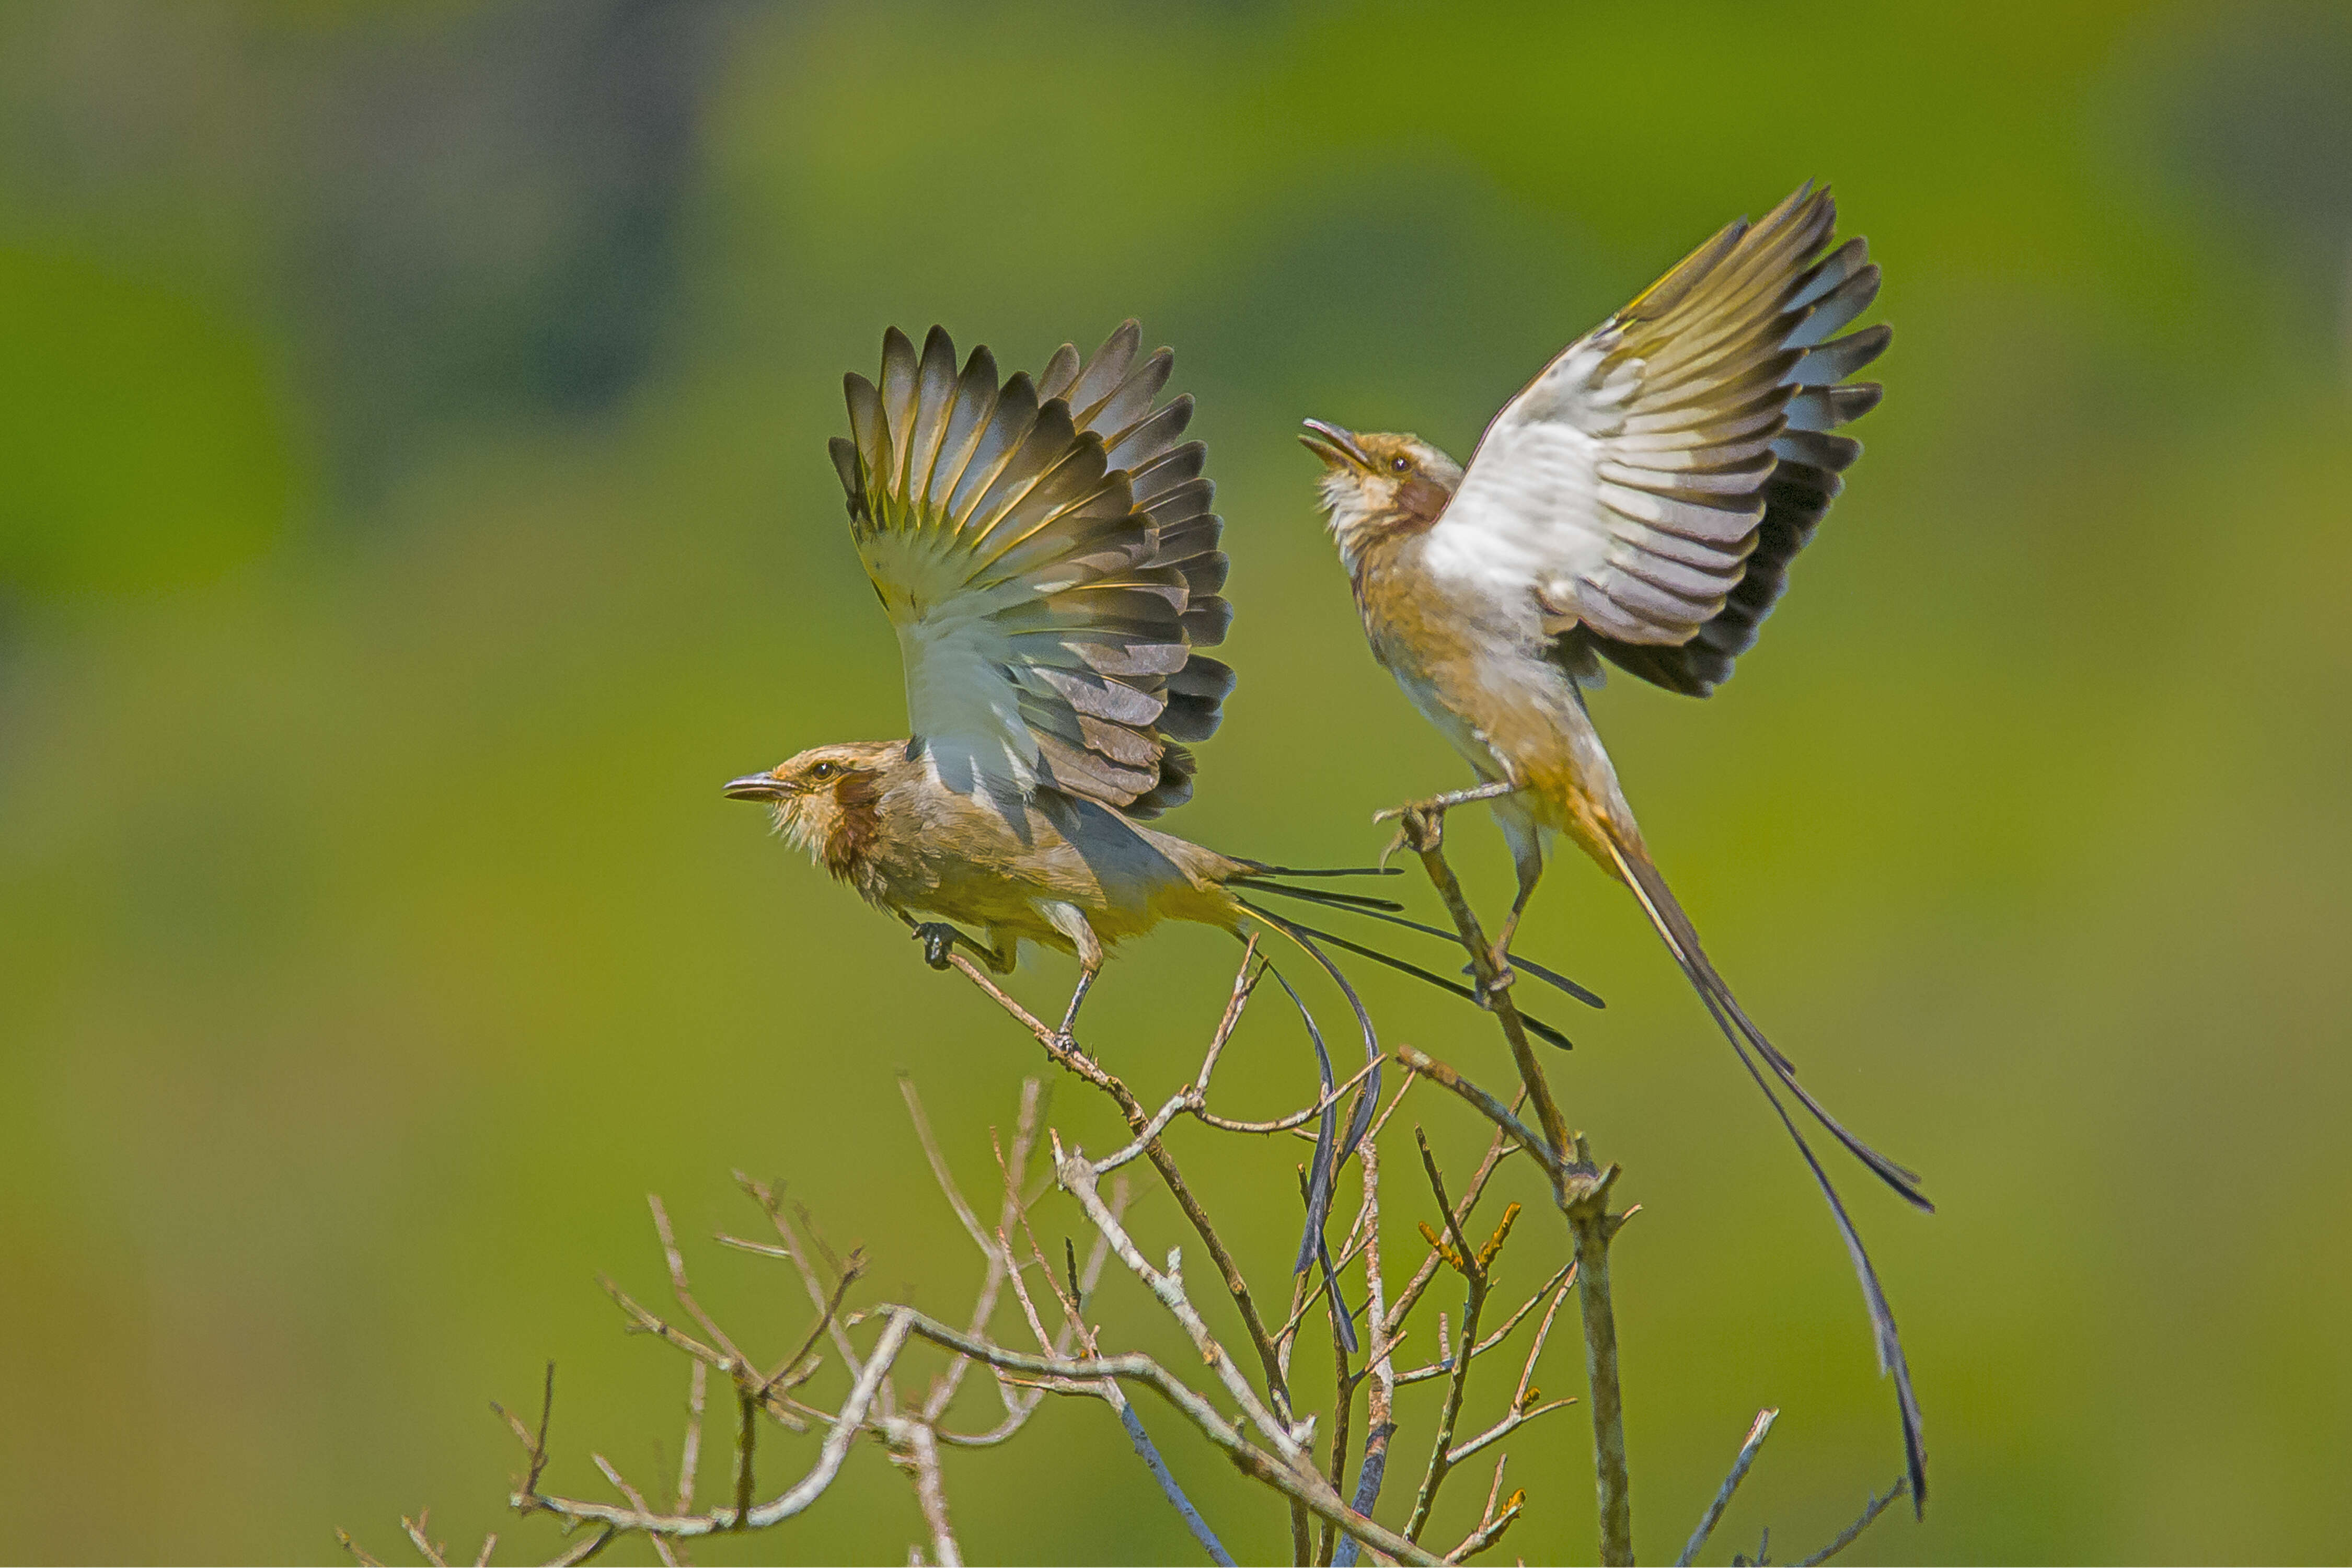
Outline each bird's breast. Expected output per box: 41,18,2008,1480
1355,538,1597,813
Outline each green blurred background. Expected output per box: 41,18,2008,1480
4,1,2349,1561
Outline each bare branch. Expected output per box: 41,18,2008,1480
1390,808,1572,1163
400,1511,448,1568
1404,1147,1526,1544
1444,1267,1578,1468
514,1310,916,1537
941,951,1302,1438
675,1361,707,1515
1387,1107,1521,1339
598,1277,812,1433
1677,1408,1778,1566
1055,1134,1307,1465
1444,1481,1524,1564
1396,1262,1570,1386
1563,1135,1634,1566
592,1457,677,1568
732,1173,864,1378
647,1196,752,1377
1332,1135,1396,1568
885,1307,1441,1567
546,1525,615,1566
1393,1048,1562,1183
1791,1475,1909,1567
890,1421,961,1567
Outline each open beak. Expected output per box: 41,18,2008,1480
1299,418,1372,470
723,771,789,801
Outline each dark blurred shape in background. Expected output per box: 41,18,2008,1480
2,3,2348,1563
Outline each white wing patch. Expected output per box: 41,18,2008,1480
1426,184,1887,651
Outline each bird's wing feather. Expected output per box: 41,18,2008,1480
832,322,1231,814
1427,183,1886,693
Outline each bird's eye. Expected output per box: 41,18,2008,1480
808,762,838,781
1390,455,1410,473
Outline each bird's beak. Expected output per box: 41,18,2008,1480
1299,419,1371,471
723,771,789,801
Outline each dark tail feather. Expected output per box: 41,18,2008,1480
1233,876,1408,914
1236,900,1578,1051
1232,861,1405,880
1607,838,1929,1206
1258,955,1360,1354
1249,883,1604,1010
1236,905,1382,1286
1604,832,1929,1515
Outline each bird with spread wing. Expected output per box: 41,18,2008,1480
727,322,1596,1300
1301,183,1931,1510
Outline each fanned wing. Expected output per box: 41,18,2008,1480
829,322,1231,814
1426,183,1887,696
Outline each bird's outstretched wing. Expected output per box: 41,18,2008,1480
830,322,1231,814
1426,183,1886,695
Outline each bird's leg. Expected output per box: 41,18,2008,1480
1056,961,1101,1050
1040,901,1106,1051
1483,846,1546,1001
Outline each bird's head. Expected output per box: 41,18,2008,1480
723,741,895,877
1298,420,1462,571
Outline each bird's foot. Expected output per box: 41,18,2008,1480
1374,781,1519,855
1460,955,1517,1007
914,922,960,971
1375,799,1449,858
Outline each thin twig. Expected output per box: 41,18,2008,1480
400,1511,448,1567
592,1457,678,1567
1443,1455,1525,1564
1791,1475,1909,1567
647,1196,753,1377
1403,1132,1521,1544
598,1278,812,1432
733,1173,864,1378
1443,1269,1577,1468
546,1526,615,1566
1678,1408,1779,1566
1392,809,1572,1164
941,952,1304,1435
1392,1048,1562,1184
675,1361,707,1515
1397,1260,1570,1385
885,1307,1441,1567
513,1311,915,1537
1388,1104,1523,1336
1333,1134,1396,1568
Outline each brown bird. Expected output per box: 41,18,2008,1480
1302,183,1929,1508
726,322,1587,1296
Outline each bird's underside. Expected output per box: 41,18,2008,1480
1308,181,1931,1513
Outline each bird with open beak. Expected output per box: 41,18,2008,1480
1302,183,1931,1511
727,322,1594,1303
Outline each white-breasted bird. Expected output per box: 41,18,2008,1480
1301,183,1929,1510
